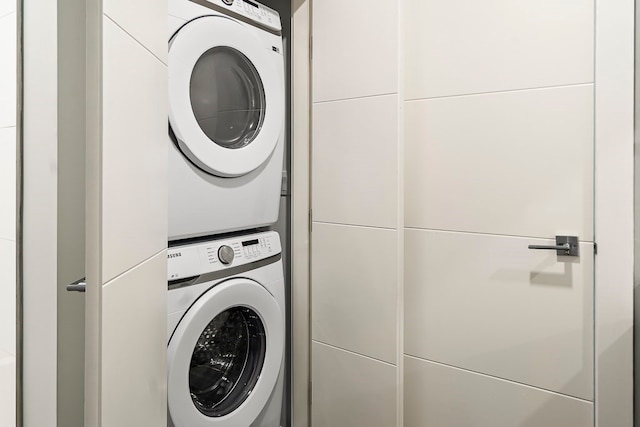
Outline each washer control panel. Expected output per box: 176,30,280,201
168,231,281,280
196,0,281,33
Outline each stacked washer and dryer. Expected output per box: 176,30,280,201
166,0,287,426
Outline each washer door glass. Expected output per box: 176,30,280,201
190,47,265,150
189,306,266,417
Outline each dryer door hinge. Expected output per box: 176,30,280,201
309,209,313,233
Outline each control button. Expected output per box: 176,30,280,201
222,0,234,5
218,245,235,265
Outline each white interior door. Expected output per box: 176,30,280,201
403,2,596,423
83,0,168,425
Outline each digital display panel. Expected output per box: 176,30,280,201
242,239,259,247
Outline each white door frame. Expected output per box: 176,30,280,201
21,0,58,424
593,0,634,425
290,0,311,425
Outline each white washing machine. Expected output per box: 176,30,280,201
167,231,285,427
168,0,285,241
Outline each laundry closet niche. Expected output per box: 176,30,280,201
17,0,300,425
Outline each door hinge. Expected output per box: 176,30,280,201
594,242,597,255
309,209,313,233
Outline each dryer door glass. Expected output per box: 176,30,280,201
190,46,266,150
189,306,266,417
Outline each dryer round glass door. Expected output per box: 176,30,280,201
169,16,284,178
190,47,265,151
167,279,284,427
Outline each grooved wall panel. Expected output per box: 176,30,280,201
312,0,398,102
102,16,167,282
312,223,397,364
312,342,397,427
312,95,398,228
404,356,593,427
405,229,594,400
404,0,594,99
405,85,594,240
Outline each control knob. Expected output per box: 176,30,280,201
218,245,235,265
222,0,234,5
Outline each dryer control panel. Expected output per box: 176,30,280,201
192,0,282,33
167,231,282,280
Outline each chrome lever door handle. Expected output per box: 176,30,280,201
528,235,579,257
528,243,571,251
66,277,86,293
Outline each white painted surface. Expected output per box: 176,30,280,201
0,0,15,20
1,2,17,427
103,0,167,64
101,252,167,427
404,356,593,427
102,16,167,283
22,0,59,421
594,0,635,424
405,85,594,240
312,223,397,364
0,351,16,427
0,11,16,129
311,1,401,424
291,1,311,425
312,0,397,102
405,229,594,400
0,239,15,356
404,0,594,99
312,95,398,229
312,342,396,427
84,0,168,424
306,0,633,423
0,127,15,241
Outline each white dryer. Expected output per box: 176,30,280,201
168,0,285,241
167,231,285,427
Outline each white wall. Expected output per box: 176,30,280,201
309,0,634,425
310,1,401,426
0,0,17,424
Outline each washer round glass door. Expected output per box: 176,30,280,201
169,16,284,177
167,279,284,427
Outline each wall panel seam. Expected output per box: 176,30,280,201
101,248,166,287
404,355,594,404
313,220,396,231
313,340,397,367
102,13,167,66
404,226,596,243
0,10,15,20
313,92,399,105
405,81,595,103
